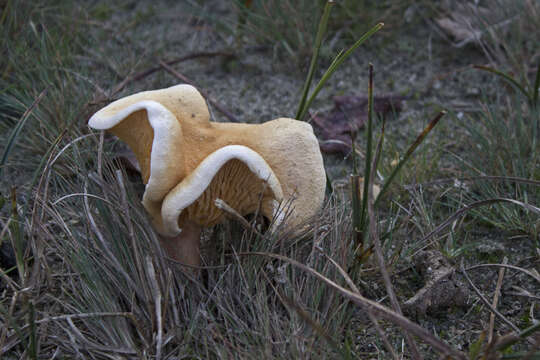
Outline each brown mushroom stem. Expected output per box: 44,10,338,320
158,221,202,267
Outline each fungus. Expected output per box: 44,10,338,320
89,84,326,267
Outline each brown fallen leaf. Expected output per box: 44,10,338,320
311,94,404,154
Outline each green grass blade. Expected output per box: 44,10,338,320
351,125,361,249
297,22,383,121
375,110,446,207
350,173,361,251
0,88,47,179
533,62,540,107
358,63,374,239
295,0,335,120
474,65,530,101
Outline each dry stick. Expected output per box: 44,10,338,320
488,257,508,343
460,259,519,333
159,60,239,123
215,199,264,237
110,51,233,97
367,129,422,359
239,251,466,360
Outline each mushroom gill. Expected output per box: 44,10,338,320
179,158,278,227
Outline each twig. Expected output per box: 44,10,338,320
52,193,114,207
214,198,263,237
488,257,508,343
110,51,234,97
460,259,519,333
159,60,239,122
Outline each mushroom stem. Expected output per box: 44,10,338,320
159,221,202,268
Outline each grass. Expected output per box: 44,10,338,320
1,0,539,358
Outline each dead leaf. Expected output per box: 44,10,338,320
312,94,404,154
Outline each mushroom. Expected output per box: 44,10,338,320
89,84,326,267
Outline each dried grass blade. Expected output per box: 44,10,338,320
473,65,530,101
488,257,508,343
466,263,540,283
146,256,163,360
405,175,540,189
278,289,341,354
321,252,399,359
460,259,519,333
82,180,141,298
417,198,540,254
239,251,466,359
65,317,137,355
